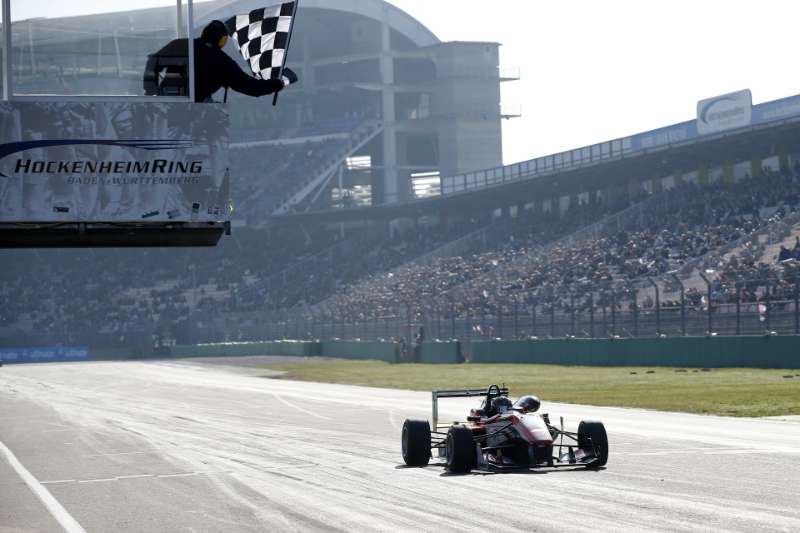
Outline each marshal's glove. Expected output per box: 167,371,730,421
264,78,285,94
281,67,299,87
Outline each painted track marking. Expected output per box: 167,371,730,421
0,438,87,533
272,393,332,420
388,410,401,430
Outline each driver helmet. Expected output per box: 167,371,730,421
513,395,541,413
491,396,513,414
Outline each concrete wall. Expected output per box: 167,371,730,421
470,336,800,368
7,337,798,368
169,341,319,358
418,341,462,364
319,340,399,363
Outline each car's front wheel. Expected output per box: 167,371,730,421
402,419,431,466
446,425,476,473
578,420,608,468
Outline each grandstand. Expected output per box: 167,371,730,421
4,3,800,350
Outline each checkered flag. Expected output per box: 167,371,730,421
224,1,299,84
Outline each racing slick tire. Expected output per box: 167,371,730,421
578,420,608,468
402,419,431,466
446,425,477,473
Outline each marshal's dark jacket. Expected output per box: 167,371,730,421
144,38,283,102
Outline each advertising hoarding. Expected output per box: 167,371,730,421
0,347,89,364
696,89,753,135
0,102,230,224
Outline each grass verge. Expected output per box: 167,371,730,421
263,360,800,417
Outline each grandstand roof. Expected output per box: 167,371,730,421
440,93,800,197
198,0,439,47
20,0,440,49
273,113,800,225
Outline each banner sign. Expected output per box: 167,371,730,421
0,102,230,223
696,89,753,135
0,347,89,364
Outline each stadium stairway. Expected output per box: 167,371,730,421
272,120,384,216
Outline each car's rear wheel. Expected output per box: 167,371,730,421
402,419,431,466
578,420,608,468
446,425,476,473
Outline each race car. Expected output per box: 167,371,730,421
401,384,608,473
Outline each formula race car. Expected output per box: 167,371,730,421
401,385,608,473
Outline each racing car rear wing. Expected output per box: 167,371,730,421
431,386,509,431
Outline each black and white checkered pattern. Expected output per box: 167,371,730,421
224,2,296,81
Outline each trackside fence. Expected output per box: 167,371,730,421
264,278,800,342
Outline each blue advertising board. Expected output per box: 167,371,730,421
630,93,800,153
0,347,89,364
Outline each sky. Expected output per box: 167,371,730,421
12,0,800,165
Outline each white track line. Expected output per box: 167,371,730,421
0,438,87,533
388,410,401,430
272,393,332,420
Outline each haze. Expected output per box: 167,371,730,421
11,0,800,165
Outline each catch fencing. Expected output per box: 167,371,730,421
264,275,800,343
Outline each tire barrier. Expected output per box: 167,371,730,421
469,336,800,368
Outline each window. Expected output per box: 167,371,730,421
6,0,192,99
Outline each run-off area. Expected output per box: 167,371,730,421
1,360,799,533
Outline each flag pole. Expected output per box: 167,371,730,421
273,0,300,106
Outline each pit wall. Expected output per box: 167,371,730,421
469,336,800,368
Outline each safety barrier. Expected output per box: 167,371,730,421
88,347,139,361
470,336,800,368
170,341,319,358
9,336,795,368
319,340,399,363
169,340,395,361
418,341,462,364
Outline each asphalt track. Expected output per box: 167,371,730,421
1,360,799,533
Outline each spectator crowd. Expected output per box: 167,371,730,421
2,168,800,347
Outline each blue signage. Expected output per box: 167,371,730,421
629,93,800,154
443,92,800,196
0,347,89,364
